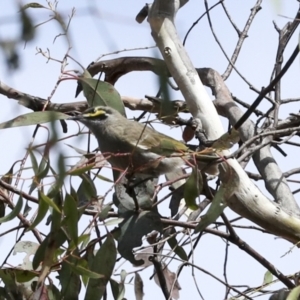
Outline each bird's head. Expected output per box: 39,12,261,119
68,106,121,126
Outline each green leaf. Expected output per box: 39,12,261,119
117,211,163,265
32,236,49,270
56,153,67,191
287,286,300,300
98,205,112,221
110,279,120,300
32,229,67,270
68,165,94,176
68,234,90,252
195,164,239,233
50,192,64,232
83,242,96,287
0,164,15,219
12,268,38,283
65,143,88,155
184,169,202,210
0,111,68,130
20,5,35,42
59,250,81,299
77,174,97,207
64,193,79,245
79,78,125,116
37,156,50,180
65,259,104,279
104,218,124,226
27,192,49,230
29,149,39,175
84,235,117,300
0,165,14,185
120,270,127,282
117,270,126,300
40,192,61,214
134,273,144,300
194,186,227,233
22,2,46,9
47,182,60,199
29,152,50,194
167,234,188,261
263,270,273,285
0,196,23,223
28,150,38,195
94,173,113,183
0,269,19,294
47,283,61,300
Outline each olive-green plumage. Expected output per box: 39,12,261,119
69,106,218,176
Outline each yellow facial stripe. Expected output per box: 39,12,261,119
83,109,106,118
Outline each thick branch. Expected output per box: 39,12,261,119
86,56,168,86
148,0,223,140
0,80,188,115
202,67,300,215
147,0,300,244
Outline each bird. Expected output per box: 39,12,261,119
68,106,219,177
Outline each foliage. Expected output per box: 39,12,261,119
0,1,300,300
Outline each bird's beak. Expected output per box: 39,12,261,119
67,115,84,121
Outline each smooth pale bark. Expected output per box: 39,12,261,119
147,0,300,243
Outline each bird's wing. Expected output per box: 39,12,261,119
126,124,189,156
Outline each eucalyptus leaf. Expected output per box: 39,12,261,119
167,233,188,261
39,192,61,214
134,273,144,300
79,78,125,116
59,250,81,299
32,229,67,270
77,174,97,207
20,5,35,42
68,165,94,176
262,270,273,285
29,152,50,194
68,234,90,252
184,169,202,210
64,193,79,245
117,211,163,265
10,268,37,283
98,205,112,221
65,259,104,279
104,218,124,226
195,165,239,233
0,111,68,130
287,286,300,300
84,235,117,300
110,279,120,300
0,164,14,219
194,185,227,233
22,2,46,9
27,192,49,230
29,149,38,175
0,269,15,286
0,196,23,223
